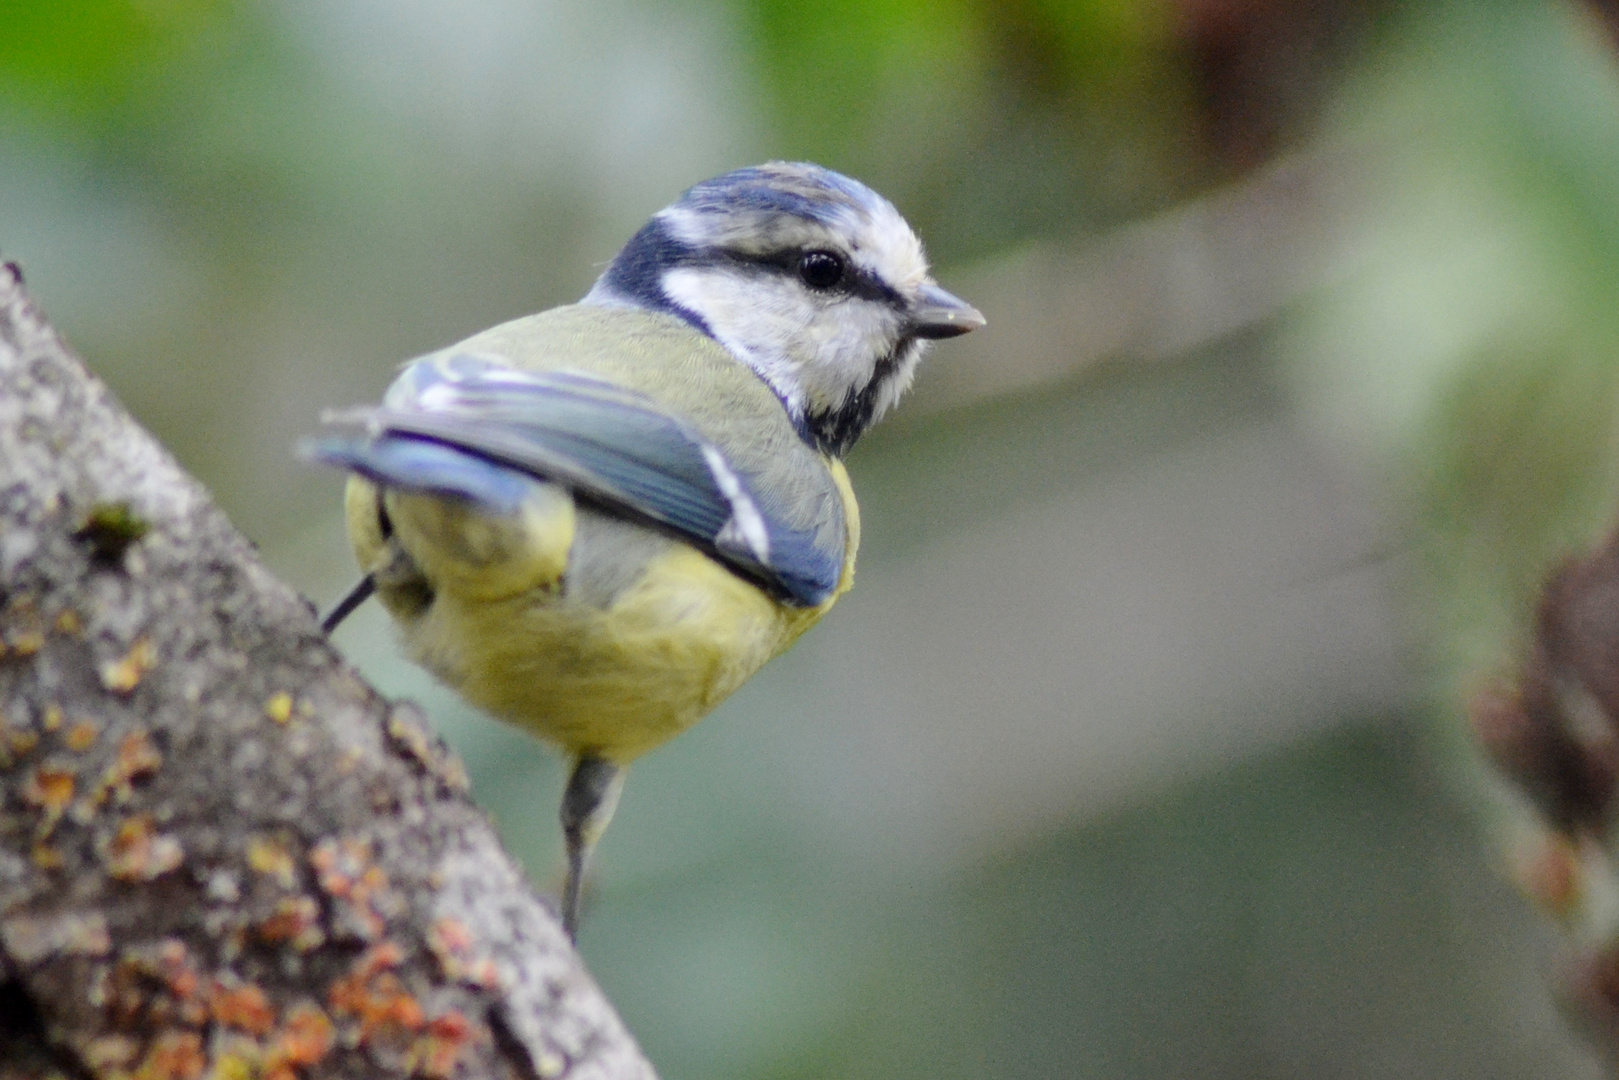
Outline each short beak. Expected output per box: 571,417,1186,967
908,283,985,340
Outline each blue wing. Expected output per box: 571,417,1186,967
306,353,841,607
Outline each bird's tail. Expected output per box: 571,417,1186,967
302,434,529,514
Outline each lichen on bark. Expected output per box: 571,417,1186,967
0,263,655,1080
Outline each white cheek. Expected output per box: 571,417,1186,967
798,302,895,407
662,268,816,413
661,267,906,417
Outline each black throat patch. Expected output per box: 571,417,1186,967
801,338,919,457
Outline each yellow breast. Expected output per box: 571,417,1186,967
344,458,858,763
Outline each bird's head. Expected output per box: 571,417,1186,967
584,161,983,456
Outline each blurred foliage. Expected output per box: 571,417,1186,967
742,0,1197,255
8,0,1619,1077
0,0,234,127
1277,0,1619,690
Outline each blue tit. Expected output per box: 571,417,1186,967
308,162,982,938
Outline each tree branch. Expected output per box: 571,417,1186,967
0,263,655,1080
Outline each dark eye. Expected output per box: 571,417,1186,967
797,250,845,290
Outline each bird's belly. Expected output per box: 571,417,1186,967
405,543,802,762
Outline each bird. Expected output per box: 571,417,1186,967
308,162,982,939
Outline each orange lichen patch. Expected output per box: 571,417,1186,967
355,974,424,1041
428,916,499,990
131,1030,205,1080
3,723,40,760
312,837,391,941
264,691,294,725
427,916,472,960
119,728,163,775
42,703,62,731
265,1001,335,1076
65,719,99,751
54,608,83,636
23,764,76,839
106,815,185,881
310,836,370,889
407,1010,479,1079
165,943,207,1025
9,628,45,655
157,940,205,1016
247,835,299,889
0,720,36,768
386,711,471,792
329,942,426,1044
5,596,42,648
31,843,65,869
91,727,164,805
107,939,207,1030
467,957,499,991
101,636,157,695
352,941,404,980
23,764,76,814
386,712,433,761
211,980,277,1036
256,896,325,952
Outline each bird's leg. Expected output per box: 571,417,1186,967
559,755,624,942
320,574,377,634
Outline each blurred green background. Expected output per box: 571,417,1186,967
7,0,1619,1075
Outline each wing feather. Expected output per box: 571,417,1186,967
309,353,841,607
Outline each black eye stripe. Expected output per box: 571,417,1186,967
702,248,904,306
607,218,908,320
823,259,901,305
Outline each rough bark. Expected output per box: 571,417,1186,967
0,263,655,1079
